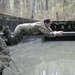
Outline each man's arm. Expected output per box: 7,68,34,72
36,26,63,37
36,26,56,37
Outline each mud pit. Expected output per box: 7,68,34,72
3,36,75,75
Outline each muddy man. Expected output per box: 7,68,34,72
3,19,63,45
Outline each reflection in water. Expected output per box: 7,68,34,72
31,60,75,75
3,37,75,75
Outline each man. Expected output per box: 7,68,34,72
3,19,63,45
0,26,11,75
14,19,62,37
3,26,13,45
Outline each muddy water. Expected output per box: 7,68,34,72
3,36,75,75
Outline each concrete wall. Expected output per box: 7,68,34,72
0,13,38,31
0,13,75,32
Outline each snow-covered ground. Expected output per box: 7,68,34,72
3,36,75,75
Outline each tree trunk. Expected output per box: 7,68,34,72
31,0,35,19
45,0,48,11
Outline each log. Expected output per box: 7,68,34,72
62,32,75,36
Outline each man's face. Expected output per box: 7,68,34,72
45,22,52,27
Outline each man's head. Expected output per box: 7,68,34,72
4,26,9,31
44,19,52,27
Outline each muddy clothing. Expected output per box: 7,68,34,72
3,29,23,45
3,29,11,39
3,22,56,45
3,29,13,45
14,22,56,37
0,37,11,74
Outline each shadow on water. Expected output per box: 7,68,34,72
21,35,75,43
43,36,75,42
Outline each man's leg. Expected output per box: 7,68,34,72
0,69,3,75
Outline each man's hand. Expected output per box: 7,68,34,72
56,31,63,36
